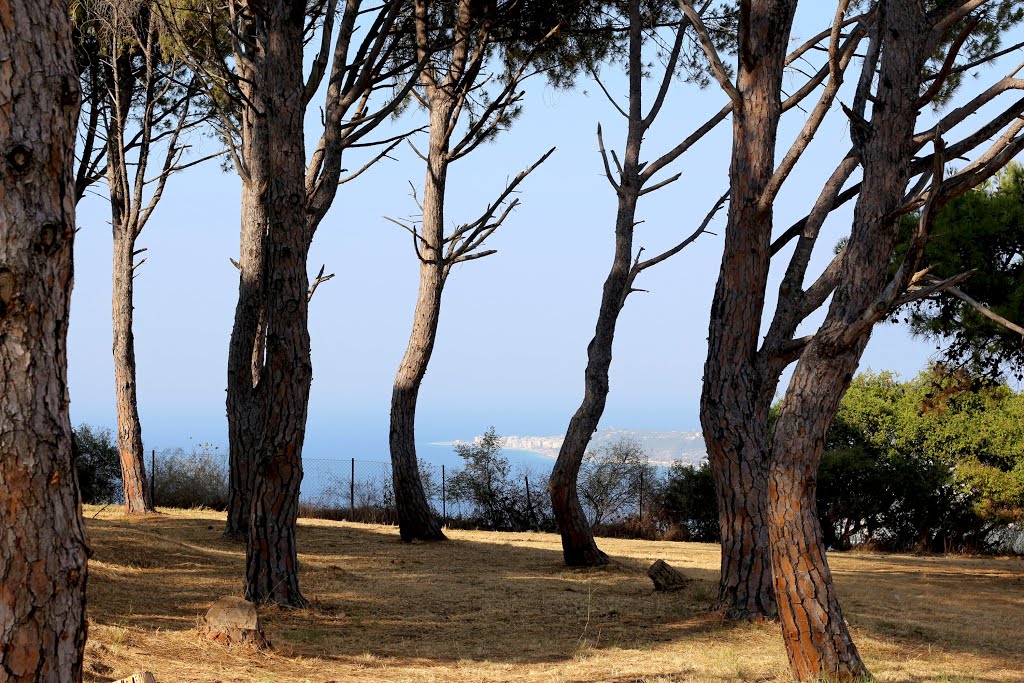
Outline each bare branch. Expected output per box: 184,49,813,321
760,0,860,210
597,124,621,193
677,0,740,107
304,0,344,104
450,249,497,264
918,14,980,107
942,284,1024,337
338,138,402,184
307,264,336,302
638,172,682,196
589,66,629,119
633,190,728,273
446,147,556,262
895,270,975,307
407,138,428,162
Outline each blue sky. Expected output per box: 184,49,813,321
68,5,1023,461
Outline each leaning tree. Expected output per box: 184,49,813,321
690,0,1024,676
557,0,885,610
385,0,609,541
0,0,90,677
549,0,731,567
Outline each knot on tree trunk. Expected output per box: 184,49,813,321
647,559,690,592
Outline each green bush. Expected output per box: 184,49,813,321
73,424,122,504
659,462,718,542
815,366,1024,553
447,427,551,531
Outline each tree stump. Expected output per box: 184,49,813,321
112,674,157,683
202,596,270,647
647,559,690,592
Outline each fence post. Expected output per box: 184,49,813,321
525,474,534,531
638,467,644,521
150,449,156,507
441,464,446,526
350,457,355,520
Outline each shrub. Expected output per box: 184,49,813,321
152,446,228,510
814,366,1024,553
578,437,652,528
73,424,122,504
447,427,544,531
659,462,718,542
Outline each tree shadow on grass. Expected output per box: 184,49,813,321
85,512,733,667
84,512,1024,679
825,550,1024,668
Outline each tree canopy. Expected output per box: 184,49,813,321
904,164,1024,379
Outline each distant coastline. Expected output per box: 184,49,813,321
432,428,708,466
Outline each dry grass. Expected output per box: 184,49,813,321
81,506,1024,683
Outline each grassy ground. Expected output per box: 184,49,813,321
81,507,1024,683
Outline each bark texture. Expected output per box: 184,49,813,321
223,0,407,539
699,0,798,621
390,104,450,542
0,0,90,678
767,3,930,678
111,220,153,513
105,52,154,514
225,80,269,538
242,0,312,607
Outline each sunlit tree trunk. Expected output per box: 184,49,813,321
111,211,154,514
105,50,154,515
390,104,450,542
700,0,799,621
769,343,869,679
767,2,929,676
0,0,90,676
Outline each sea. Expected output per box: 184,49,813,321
295,443,555,501
302,442,554,473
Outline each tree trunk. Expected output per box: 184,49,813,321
552,0,655,567
0,0,90,677
550,188,640,566
225,139,268,538
111,221,154,514
243,0,312,607
103,48,153,515
699,0,798,621
705,431,775,619
389,104,450,543
246,442,306,606
767,3,929,677
224,17,270,539
769,344,868,681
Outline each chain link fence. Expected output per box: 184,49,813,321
146,448,565,531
